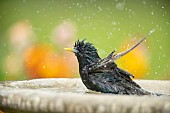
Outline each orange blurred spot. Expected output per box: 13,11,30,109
24,44,74,78
117,39,150,79
0,110,4,113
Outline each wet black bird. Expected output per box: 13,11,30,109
65,31,155,95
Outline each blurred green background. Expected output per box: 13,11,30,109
0,0,170,80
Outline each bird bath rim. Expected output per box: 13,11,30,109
0,78,170,113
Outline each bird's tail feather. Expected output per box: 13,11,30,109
112,29,155,60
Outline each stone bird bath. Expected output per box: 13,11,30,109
0,78,170,113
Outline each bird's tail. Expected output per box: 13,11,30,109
141,89,169,97
150,92,169,97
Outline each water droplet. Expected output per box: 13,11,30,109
151,11,154,15
116,2,126,10
36,10,40,13
43,65,46,68
112,21,117,25
159,45,162,49
156,1,159,4
148,29,155,36
98,6,102,12
142,1,147,5
166,22,169,25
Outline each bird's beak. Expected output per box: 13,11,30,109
64,48,74,52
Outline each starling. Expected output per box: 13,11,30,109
65,30,157,95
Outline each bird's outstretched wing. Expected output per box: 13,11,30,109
86,51,129,75
85,50,141,88
88,29,155,73
87,50,116,72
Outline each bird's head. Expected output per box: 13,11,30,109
65,39,100,68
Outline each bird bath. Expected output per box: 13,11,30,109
0,78,170,113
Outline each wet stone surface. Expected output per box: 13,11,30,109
0,78,170,113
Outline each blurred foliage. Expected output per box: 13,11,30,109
0,0,170,80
